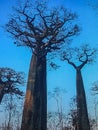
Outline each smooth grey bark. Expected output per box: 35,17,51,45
76,68,90,130
21,53,47,130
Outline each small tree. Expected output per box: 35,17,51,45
61,44,97,130
0,94,24,130
91,81,98,94
0,67,25,104
48,87,67,130
90,81,98,129
68,97,78,130
5,1,79,130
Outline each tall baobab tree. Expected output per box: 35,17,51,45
0,67,25,104
61,44,97,130
5,1,79,130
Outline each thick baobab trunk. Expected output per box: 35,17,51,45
76,69,90,130
38,57,47,130
21,53,47,130
33,55,47,130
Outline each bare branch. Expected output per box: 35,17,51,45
0,67,25,100
61,44,97,69
5,1,79,58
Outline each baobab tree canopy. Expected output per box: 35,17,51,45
0,67,25,104
61,44,97,68
5,1,79,57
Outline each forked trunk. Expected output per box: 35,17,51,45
21,53,47,130
76,69,90,130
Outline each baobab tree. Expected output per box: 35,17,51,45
61,44,97,130
0,67,25,104
5,1,79,130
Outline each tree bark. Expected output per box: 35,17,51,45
76,69,90,130
38,57,47,130
0,87,4,104
21,53,47,130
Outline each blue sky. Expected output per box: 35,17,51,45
0,0,98,116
